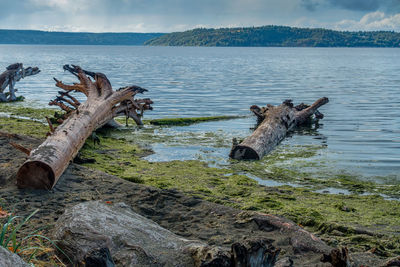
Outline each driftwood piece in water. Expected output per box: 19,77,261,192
230,97,329,160
16,65,153,190
0,63,40,102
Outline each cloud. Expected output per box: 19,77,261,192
334,11,400,31
328,0,381,12
0,0,307,32
301,0,400,13
0,0,399,32
300,0,321,12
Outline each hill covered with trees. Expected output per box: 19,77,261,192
145,25,400,47
0,30,164,45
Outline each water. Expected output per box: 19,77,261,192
0,45,399,182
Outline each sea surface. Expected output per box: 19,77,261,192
0,45,399,183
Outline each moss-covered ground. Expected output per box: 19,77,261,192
78,138,400,256
1,104,399,257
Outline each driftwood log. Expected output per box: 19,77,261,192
230,97,329,160
0,63,40,102
16,65,153,190
53,201,280,266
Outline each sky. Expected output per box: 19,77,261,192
1,0,400,32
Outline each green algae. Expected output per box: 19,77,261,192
76,132,400,255
0,117,48,138
145,115,244,126
0,102,56,121
113,115,244,127
1,108,400,256
229,144,400,198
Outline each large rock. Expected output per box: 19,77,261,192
0,246,30,267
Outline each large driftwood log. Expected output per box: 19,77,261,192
53,201,280,266
0,63,40,102
230,97,329,160
16,65,153,190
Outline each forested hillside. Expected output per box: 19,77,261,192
0,30,164,45
145,25,400,47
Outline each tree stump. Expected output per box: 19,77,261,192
0,63,40,102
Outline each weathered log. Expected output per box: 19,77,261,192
230,97,329,160
0,63,40,102
53,201,280,266
16,65,153,190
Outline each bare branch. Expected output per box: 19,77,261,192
295,97,329,125
110,85,148,106
56,95,79,109
54,78,88,96
59,91,81,106
45,116,55,134
64,65,104,97
10,142,31,156
49,99,73,113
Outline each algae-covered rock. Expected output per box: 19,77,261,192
0,246,30,267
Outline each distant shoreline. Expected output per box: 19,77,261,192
1,44,398,49
0,29,164,46
145,25,400,47
1,25,400,47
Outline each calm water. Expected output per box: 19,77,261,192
0,45,399,182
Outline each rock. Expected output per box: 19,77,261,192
0,246,30,267
53,201,207,266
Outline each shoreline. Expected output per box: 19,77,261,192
0,105,399,265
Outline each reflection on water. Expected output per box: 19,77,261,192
0,45,399,180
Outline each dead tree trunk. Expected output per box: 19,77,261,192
16,65,153,190
230,97,329,160
0,63,40,102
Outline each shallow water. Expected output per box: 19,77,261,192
0,45,399,182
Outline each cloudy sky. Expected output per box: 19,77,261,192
1,0,400,32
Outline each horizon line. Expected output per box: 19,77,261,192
1,24,398,34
